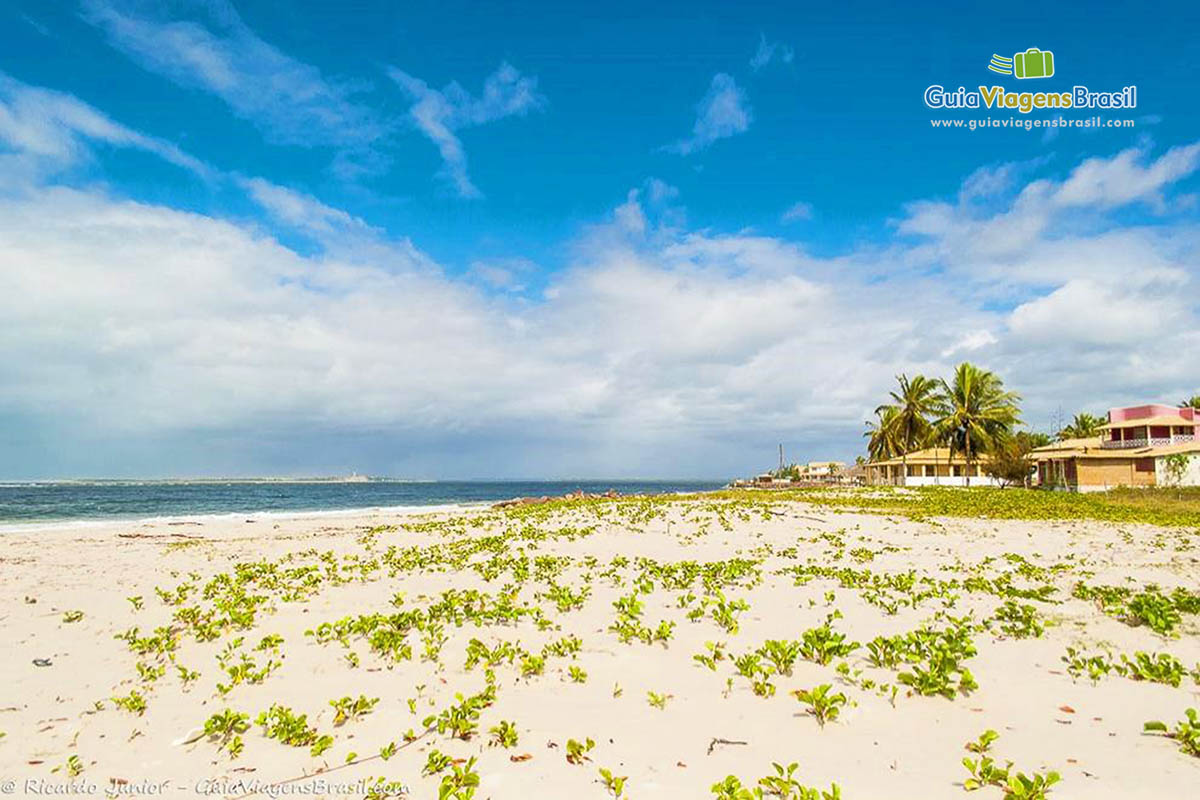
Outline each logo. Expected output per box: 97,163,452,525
988,48,1055,79
924,45,1135,115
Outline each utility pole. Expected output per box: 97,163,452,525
778,443,784,473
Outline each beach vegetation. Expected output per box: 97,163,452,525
598,767,627,798
488,720,518,748
1144,708,1200,757
791,684,847,727
565,737,595,764
437,756,480,800
203,709,250,758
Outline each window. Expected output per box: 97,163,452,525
1134,458,1155,472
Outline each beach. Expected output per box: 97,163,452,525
2,492,1198,798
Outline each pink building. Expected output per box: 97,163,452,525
1032,402,1200,491
1101,404,1198,449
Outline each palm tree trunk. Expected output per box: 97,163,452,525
964,429,972,488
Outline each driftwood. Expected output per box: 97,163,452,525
707,737,748,755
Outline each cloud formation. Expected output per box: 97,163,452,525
82,0,385,168
388,62,546,198
2,74,1198,476
781,201,813,222
666,74,751,156
0,72,207,180
749,34,794,71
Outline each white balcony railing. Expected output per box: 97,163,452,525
1100,434,1195,450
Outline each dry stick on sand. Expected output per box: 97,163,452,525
707,737,748,755
227,729,434,800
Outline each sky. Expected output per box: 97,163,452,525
1,0,1199,479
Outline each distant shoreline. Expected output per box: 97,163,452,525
0,477,720,485
0,479,727,528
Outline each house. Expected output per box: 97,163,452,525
864,447,1002,487
1031,404,1200,491
799,461,846,479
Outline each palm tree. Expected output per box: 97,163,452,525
1058,412,1105,440
932,362,1023,486
879,373,940,482
1180,396,1200,411
864,406,901,463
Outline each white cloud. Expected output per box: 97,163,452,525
467,257,538,292
781,201,813,222
1051,141,1200,210
749,34,794,71
940,330,998,358
237,177,375,238
1008,278,1186,347
0,72,207,179
388,62,546,198
666,74,751,156
3,108,1200,474
82,0,384,158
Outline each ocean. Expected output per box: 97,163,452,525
0,479,726,527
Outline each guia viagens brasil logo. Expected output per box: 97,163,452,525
925,47,1136,113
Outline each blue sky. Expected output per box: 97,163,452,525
1,0,1199,478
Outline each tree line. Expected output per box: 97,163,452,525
863,362,1033,486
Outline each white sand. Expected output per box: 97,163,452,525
1,498,1198,798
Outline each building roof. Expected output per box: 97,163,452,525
1032,437,1100,453
866,447,986,468
1101,415,1198,430
1031,437,1200,460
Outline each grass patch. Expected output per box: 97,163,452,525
736,486,1200,528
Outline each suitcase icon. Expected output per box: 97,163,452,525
1013,48,1054,79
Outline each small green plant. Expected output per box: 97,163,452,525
757,761,804,797
330,694,379,725
647,691,671,710
175,664,200,685
792,684,847,727
127,596,144,611
599,767,627,798
568,665,589,683
693,641,727,671
758,639,802,676
1144,708,1200,758
521,653,546,677
799,622,859,666
203,709,250,758
488,720,519,748
256,704,331,756
706,592,750,634
423,749,453,776
111,690,147,715
438,756,480,800
1003,770,1061,799
1127,591,1182,636
1061,646,1114,682
62,610,84,623
1122,651,1187,687
988,601,1044,639
136,661,166,683
962,755,1010,791
422,690,491,740
711,774,756,800
54,754,84,777
966,730,999,754
566,737,595,765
